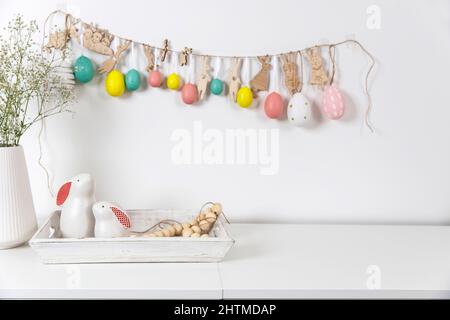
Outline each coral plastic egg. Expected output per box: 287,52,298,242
148,70,163,87
181,83,198,104
210,78,223,95
125,69,141,91
73,55,94,83
237,86,253,108
105,70,125,97
166,73,181,90
264,92,284,119
323,84,345,120
287,93,312,126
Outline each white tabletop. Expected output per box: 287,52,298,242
0,245,222,299
220,224,450,299
1,223,450,299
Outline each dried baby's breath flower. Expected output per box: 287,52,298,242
0,15,75,147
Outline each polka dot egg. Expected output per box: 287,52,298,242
322,84,345,120
287,93,312,127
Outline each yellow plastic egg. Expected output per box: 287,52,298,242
166,73,181,90
105,70,125,97
237,86,253,108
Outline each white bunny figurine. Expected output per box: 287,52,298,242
56,173,96,238
92,201,131,238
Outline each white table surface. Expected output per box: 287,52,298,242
1,223,450,299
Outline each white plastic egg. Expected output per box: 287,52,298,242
287,93,312,126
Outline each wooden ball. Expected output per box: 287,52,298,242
191,233,201,238
212,203,222,215
182,223,191,229
205,212,217,223
173,223,183,236
182,228,194,237
201,234,209,238
199,222,211,232
191,225,201,234
154,230,164,237
191,220,199,226
161,228,172,237
197,213,206,221
165,225,176,236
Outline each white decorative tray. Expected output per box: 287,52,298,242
29,209,234,264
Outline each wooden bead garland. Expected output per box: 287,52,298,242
141,202,223,238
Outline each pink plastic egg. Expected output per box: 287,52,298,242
322,84,345,120
264,92,284,119
181,83,198,105
148,70,163,87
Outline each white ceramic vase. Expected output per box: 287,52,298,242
0,145,37,249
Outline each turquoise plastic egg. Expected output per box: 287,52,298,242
210,78,223,95
125,69,141,91
73,55,94,83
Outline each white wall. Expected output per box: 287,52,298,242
1,0,450,224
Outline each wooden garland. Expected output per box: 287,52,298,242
143,44,155,71
280,52,302,95
306,46,329,86
141,202,223,238
197,56,212,100
228,57,242,102
250,55,271,95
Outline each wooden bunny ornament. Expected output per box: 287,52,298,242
197,56,212,100
306,47,329,86
143,44,155,72
280,52,302,95
250,55,271,95
56,173,96,238
97,40,131,74
228,57,242,102
44,15,80,53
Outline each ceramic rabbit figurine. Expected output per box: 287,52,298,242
56,173,96,238
92,201,131,238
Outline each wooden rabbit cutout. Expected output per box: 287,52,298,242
280,52,301,95
180,47,192,67
228,57,242,102
306,47,329,86
98,40,131,74
143,44,155,72
197,56,212,100
44,15,80,52
82,24,114,56
250,55,271,95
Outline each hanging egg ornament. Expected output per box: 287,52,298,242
125,69,141,91
148,70,163,87
237,86,253,108
166,73,181,90
210,78,223,95
105,70,125,97
181,83,198,105
73,55,94,83
322,84,345,120
287,93,312,126
264,92,284,119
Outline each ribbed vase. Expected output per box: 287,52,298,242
0,145,37,249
